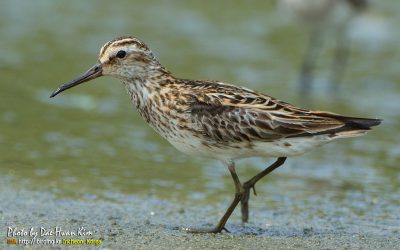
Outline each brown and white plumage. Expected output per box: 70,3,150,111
129,77,380,160
50,36,381,233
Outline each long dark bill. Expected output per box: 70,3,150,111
50,63,102,98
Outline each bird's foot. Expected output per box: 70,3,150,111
182,226,230,234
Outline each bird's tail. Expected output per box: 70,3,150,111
328,116,382,138
339,116,381,128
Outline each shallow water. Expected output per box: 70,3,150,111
0,0,399,236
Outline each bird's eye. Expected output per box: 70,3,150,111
116,50,126,59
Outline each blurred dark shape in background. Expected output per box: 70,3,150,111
278,0,369,99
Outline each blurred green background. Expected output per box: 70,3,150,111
0,0,398,225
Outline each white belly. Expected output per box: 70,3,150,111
167,133,334,161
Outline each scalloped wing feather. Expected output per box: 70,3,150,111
185,83,377,144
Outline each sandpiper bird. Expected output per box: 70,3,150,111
50,36,381,233
279,0,368,96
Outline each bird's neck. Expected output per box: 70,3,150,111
122,66,174,110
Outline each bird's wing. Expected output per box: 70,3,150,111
185,85,346,143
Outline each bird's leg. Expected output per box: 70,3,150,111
299,30,324,101
329,27,350,94
186,161,243,234
240,157,287,223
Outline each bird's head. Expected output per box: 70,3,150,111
50,36,159,98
